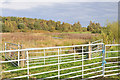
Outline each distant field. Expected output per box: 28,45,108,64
2,32,98,49
62,31,91,34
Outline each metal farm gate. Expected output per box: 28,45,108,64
0,42,119,80
104,44,120,77
4,42,23,67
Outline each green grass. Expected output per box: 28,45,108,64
2,47,119,80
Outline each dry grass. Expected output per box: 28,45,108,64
45,33,98,39
2,32,98,49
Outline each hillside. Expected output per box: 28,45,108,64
1,16,102,33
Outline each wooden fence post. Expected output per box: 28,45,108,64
20,51,25,67
19,44,25,68
89,41,91,60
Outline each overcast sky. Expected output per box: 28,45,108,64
0,0,118,27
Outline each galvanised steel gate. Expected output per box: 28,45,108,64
104,44,120,77
4,42,22,67
0,43,119,80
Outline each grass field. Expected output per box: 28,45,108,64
1,32,119,80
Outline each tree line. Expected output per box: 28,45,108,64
0,16,103,33
1,16,83,32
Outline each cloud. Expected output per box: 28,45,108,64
1,2,55,10
1,2,118,27
1,0,119,10
1,0,119,2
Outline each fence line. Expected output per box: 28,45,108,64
0,43,120,79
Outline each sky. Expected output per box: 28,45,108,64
0,0,119,27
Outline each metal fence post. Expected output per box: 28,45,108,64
82,46,84,79
102,44,106,77
60,48,61,63
58,48,60,80
44,49,45,65
26,51,29,79
18,45,20,66
74,47,76,61
5,42,7,58
9,46,12,59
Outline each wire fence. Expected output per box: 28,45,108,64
0,42,120,80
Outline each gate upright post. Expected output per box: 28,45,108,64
82,46,84,79
74,47,76,61
102,44,106,77
44,49,45,65
5,42,6,59
18,45,20,66
26,51,29,79
9,44,11,59
58,48,60,80
60,48,61,63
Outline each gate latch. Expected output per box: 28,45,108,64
102,50,105,53
102,60,106,66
